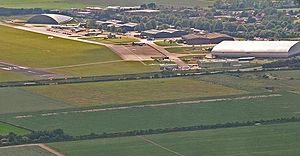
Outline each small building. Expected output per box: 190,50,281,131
182,33,234,45
212,41,300,58
27,14,73,25
141,29,188,38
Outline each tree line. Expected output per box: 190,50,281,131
1,116,300,147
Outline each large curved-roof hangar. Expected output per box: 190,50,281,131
212,41,300,58
27,14,73,25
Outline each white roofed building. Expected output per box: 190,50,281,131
27,14,73,25
212,41,300,58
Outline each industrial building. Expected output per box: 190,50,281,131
182,33,234,45
141,29,188,38
27,14,73,24
212,41,300,58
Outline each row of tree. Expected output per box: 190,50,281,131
1,116,300,147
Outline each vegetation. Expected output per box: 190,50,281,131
166,46,210,54
84,37,139,45
0,25,119,68
24,78,244,106
0,88,71,115
0,122,29,135
48,122,300,156
0,0,216,9
263,58,300,68
1,91,299,136
0,71,36,82
0,146,54,156
154,40,179,47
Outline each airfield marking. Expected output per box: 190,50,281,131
0,144,65,156
13,94,282,119
41,60,126,70
138,136,185,156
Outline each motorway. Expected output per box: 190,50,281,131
0,62,65,79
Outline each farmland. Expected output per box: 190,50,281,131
24,78,245,106
1,91,299,136
0,122,29,135
0,0,216,9
84,37,139,45
0,146,54,156
0,88,71,115
48,122,300,156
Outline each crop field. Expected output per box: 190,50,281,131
1,91,299,136
48,122,300,156
166,46,210,54
0,0,216,9
0,88,71,115
0,25,119,68
0,146,54,156
50,61,159,77
0,122,29,135
84,37,139,45
0,70,36,82
24,78,245,106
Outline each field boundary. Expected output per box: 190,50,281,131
138,136,185,156
0,144,64,156
0,120,33,132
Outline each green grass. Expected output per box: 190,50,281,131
0,88,71,115
0,146,54,156
0,122,29,135
0,70,37,82
1,91,300,136
0,25,119,68
50,61,159,77
84,37,139,45
166,46,210,54
154,41,179,47
0,0,216,9
24,78,244,106
48,122,300,156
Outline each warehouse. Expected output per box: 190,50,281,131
141,29,188,38
182,33,234,45
27,14,73,25
212,41,300,58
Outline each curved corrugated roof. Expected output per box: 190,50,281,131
28,14,73,24
212,41,300,53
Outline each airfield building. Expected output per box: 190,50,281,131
182,33,234,45
27,14,73,25
212,41,300,58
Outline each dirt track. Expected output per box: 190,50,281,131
0,144,64,156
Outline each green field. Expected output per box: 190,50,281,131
166,46,210,54
0,122,29,135
154,41,179,47
24,78,244,106
0,25,119,68
50,61,159,77
84,37,139,45
1,91,299,136
0,88,71,114
0,71,36,82
0,0,216,9
0,146,54,156
48,122,300,156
